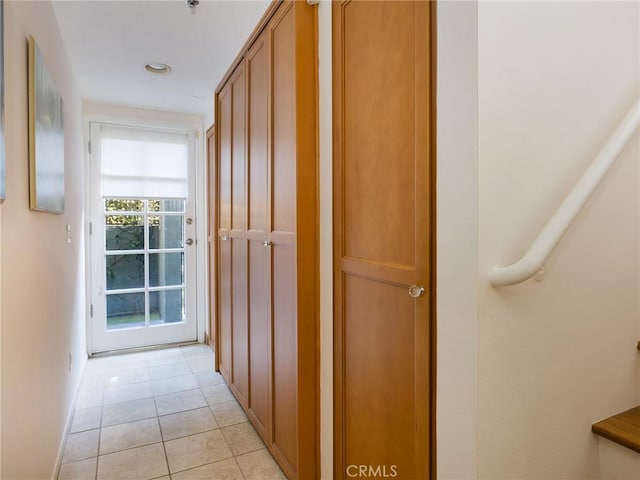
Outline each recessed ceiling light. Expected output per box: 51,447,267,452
145,63,171,74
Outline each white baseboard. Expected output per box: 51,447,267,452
50,358,88,480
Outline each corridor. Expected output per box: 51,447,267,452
57,344,285,480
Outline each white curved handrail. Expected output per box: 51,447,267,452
490,99,640,287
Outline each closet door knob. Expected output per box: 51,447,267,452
408,285,425,298
262,240,273,247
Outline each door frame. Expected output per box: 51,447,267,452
83,106,207,355
331,1,438,478
206,124,218,363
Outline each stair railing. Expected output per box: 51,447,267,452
490,99,640,287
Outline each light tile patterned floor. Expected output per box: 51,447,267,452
58,344,286,480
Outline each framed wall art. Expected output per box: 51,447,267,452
28,35,64,213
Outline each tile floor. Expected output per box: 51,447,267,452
57,344,286,480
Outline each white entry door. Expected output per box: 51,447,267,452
89,122,198,353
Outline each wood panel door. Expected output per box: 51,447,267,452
217,82,232,384
214,2,319,478
229,63,249,408
270,3,298,473
246,31,271,441
333,2,435,479
268,2,319,477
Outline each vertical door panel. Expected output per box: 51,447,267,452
342,0,416,267
248,38,269,235
217,86,232,383
247,34,271,440
271,6,296,235
248,240,269,431
334,1,433,479
344,275,417,474
231,65,249,406
231,236,248,406
270,3,298,473
272,243,297,467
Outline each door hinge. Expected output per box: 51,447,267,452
89,222,93,235
90,304,94,317
88,140,92,154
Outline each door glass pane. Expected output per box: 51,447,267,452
100,195,187,335
149,199,185,213
149,215,184,249
106,292,145,330
149,253,184,287
105,215,144,251
105,198,144,212
106,254,145,290
150,289,184,324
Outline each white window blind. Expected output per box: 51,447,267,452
100,125,189,199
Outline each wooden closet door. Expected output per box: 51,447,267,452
270,2,298,474
246,32,271,441
333,1,434,479
214,3,319,478
230,63,249,408
217,83,232,384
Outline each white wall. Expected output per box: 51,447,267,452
317,2,333,479
1,2,87,478
436,2,479,479
477,2,639,479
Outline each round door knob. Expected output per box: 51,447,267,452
408,285,425,298
262,240,272,247
185,238,194,246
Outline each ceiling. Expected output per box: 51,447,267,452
51,0,270,124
